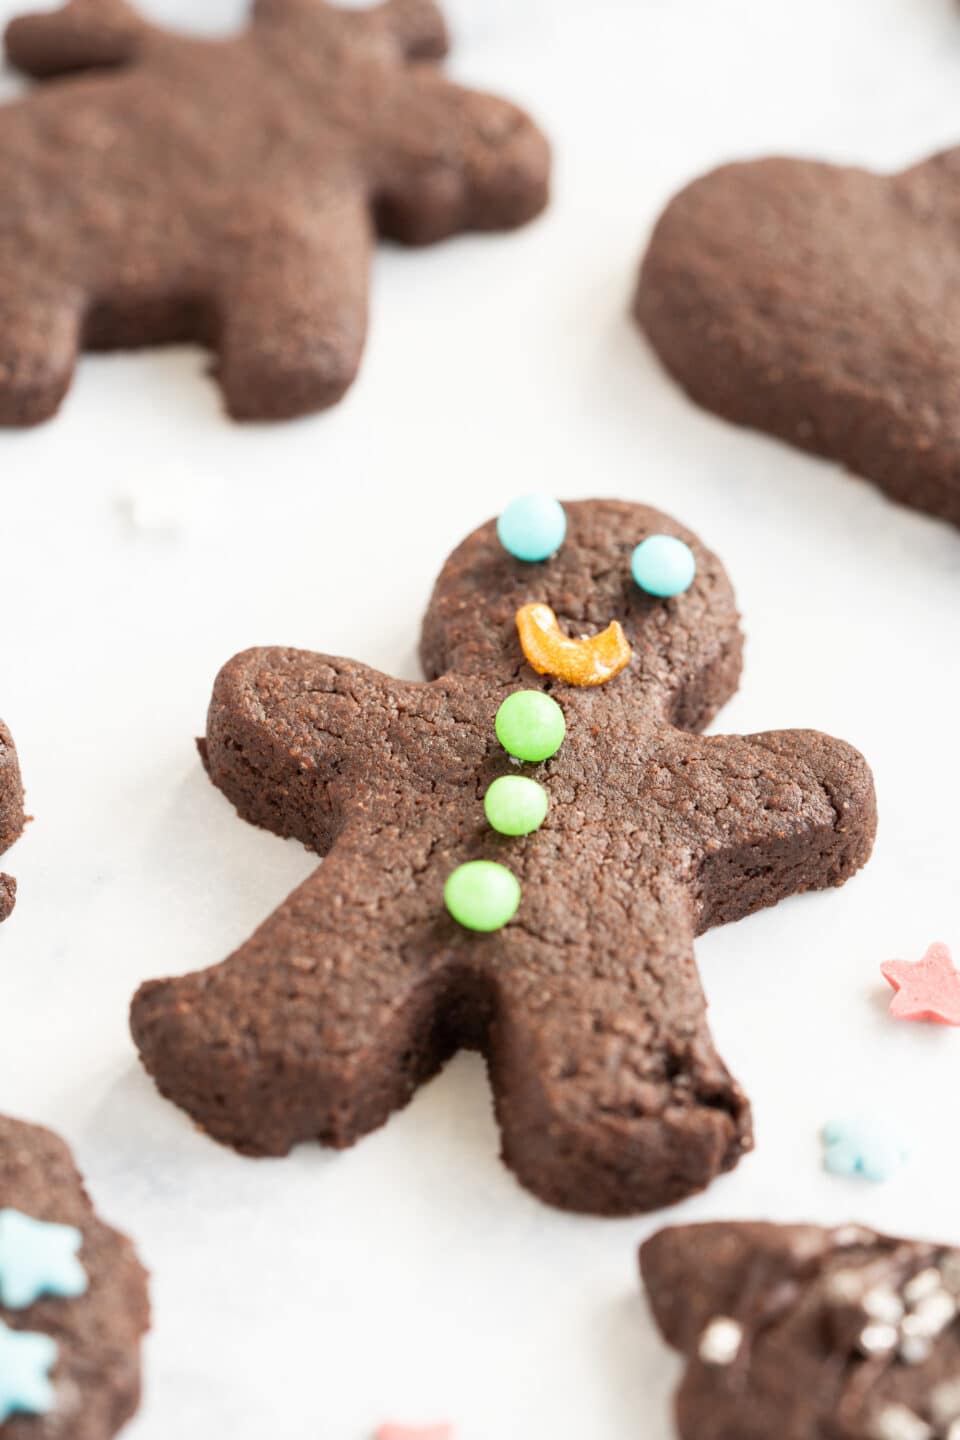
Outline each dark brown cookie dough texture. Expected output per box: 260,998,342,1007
0,0,550,425
0,1115,149,1440
0,723,25,923
635,151,960,528
642,1221,960,1440
131,499,877,1216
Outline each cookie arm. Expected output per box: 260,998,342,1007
373,70,550,243
5,0,147,79
490,882,751,1216
680,728,877,931
200,646,413,854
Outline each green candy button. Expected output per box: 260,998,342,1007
484,775,549,836
444,861,521,932
495,690,566,763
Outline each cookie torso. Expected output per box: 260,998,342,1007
0,1115,149,1439
642,1220,960,1440
636,152,960,528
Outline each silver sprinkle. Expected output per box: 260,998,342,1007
911,1290,956,1337
863,1286,906,1326
697,1316,743,1367
931,1378,960,1428
860,1322,900,1357
904,1268,943,1307
869,1405,934,1440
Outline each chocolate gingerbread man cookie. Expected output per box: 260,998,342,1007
642,1220,960,1440
131,499,876,1216
0,723,25,923
635,152,960,528
0,1114,149,1436
0,0,550,425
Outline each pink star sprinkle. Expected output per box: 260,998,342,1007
376,1427,453,1440
881,943,960,1026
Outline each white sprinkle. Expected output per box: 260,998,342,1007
931,1378,960,1427
863,1286,906,1326
898,1330,932,1367
911,1290,956,1337
833,1225,874,1249
904,1268,942,1306
869,1404,934,1440
859,1322,900,1357
697,1317,743,1367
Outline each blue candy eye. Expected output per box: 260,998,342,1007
631,534,696,598
497,495,567,563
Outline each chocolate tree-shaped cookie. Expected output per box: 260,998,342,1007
0,1113,149,1437
642,1221,960,1440
635,152,960,529
131,499,876,1216
0,0,550,425
0,723,25,923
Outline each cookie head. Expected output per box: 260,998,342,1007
252,0,446,59
635,151,960,528
420,497,744,729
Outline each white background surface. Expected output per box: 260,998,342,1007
1,0,959,1435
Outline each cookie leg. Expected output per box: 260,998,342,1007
130,841,449,1156
0,290,83,426
4,0,146,79
215,199,373,421
491,919,752,1216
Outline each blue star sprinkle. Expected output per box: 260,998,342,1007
0,1209,87,1309
822,1116,909,1183
0,1319,58,1422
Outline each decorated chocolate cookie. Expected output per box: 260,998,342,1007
0,0,550,425
0,724,25,923
0,1114,149,1436
131,499,876,1216
635,153,960,528
641,1221,960,1440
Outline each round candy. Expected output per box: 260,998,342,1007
484,775,549,836
497,495,567,563
631,534,696,598
495,691,566,763
444,861,521,932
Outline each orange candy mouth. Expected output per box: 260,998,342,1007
515,603,632,688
